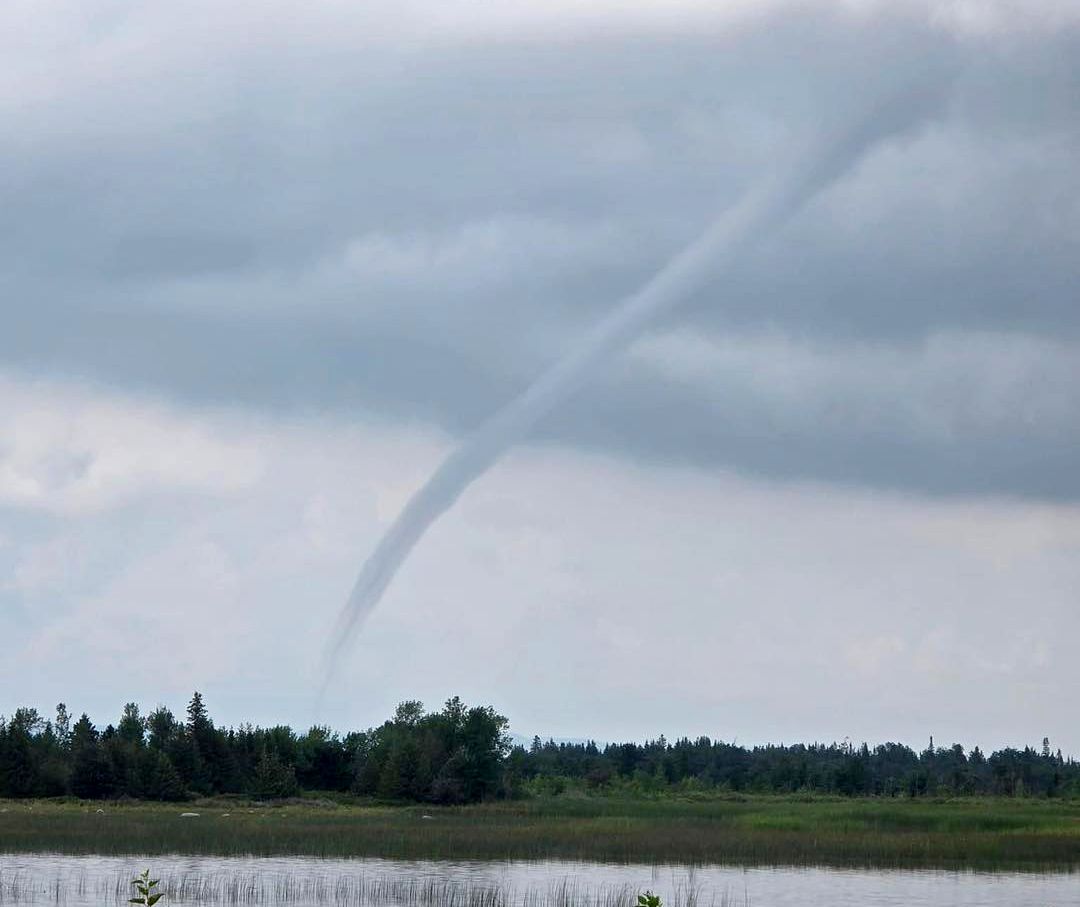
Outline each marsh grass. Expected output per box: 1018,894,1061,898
2,796,1080,870
0,867,741,907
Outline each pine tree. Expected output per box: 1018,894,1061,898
70,714,114,799
119,703,146,747
186,692,210,735
139,749,185,801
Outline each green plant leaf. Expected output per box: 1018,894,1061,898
147,893,163,905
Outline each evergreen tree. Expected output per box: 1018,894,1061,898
147,706,179,751
138,749,185,801
187,692,211,736
118,703,146,747
2,709,42,796
70,714,114,799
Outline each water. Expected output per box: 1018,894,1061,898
1,854,1077,907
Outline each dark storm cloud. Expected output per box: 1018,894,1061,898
3,3,1079,499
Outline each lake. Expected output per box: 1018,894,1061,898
0,854,1076,907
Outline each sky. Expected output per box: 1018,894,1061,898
2,0,1080,754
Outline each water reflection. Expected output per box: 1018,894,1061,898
0,854,1076,907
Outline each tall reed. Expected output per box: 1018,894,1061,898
0,868,746,907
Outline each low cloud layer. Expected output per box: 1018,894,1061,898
3,1,1078,498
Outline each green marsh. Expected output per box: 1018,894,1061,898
3,795,1079,870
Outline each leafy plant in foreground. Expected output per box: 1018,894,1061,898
637,892,662,907
130,869,163,907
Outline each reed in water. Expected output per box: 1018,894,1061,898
0,866,741,907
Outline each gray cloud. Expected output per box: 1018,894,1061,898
3,3,1079,499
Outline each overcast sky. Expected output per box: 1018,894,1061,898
3,0,1079,754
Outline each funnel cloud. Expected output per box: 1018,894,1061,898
325,84,949,681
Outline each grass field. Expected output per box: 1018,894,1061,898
2,795,1080,870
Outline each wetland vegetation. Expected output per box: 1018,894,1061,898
3,794,1080,870
0,858,729,907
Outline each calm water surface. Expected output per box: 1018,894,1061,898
0,854,1077,907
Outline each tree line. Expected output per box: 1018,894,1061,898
517,735,1079,799
1,695,1077,802
0,695,510,803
